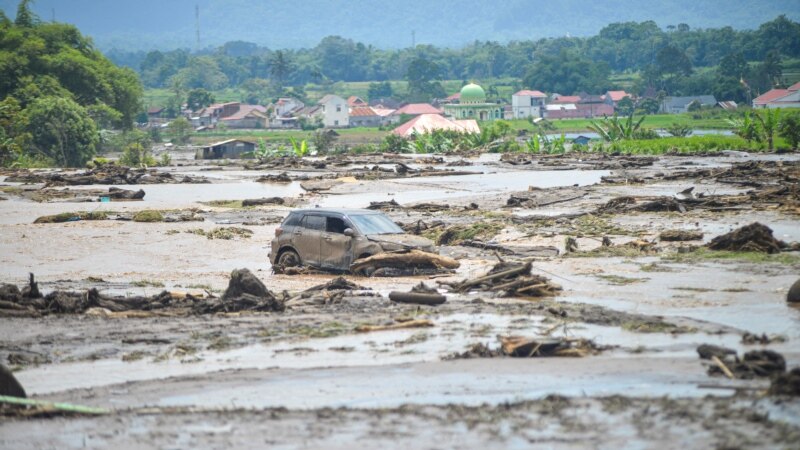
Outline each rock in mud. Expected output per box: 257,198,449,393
769,367,800,396
706,222,785,254
703,347,787,379
106,187,145,200
0,364,26,398
787,278,800,303
241,197,285,207
697,344,736,360
194,268,284,314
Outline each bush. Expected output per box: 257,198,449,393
132,210,164,222
380,134,410,153
119,143,157,167
602,135,766,154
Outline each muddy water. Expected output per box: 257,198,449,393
317,169,609,208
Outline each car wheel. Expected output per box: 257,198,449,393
276,249,301,273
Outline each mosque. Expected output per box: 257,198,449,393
442,83,503,121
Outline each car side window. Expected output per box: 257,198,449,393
301,215,325,231
326,217,347,234
283,213,301,227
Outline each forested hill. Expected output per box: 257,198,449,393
1,0,799,51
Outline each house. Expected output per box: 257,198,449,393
369,98,402,109
544,103,579,119
347,96,367,107
392,113,479,136
577,95,614,117
511,90,547,119
753,82,800,109
661,95,717,113
195,139,255,160
349,106,382,127
442,83,503,121
274,97,305,117
317,94,349,127
219,104,268,128
604,91,632,107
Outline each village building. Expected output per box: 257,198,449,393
349,106,382,127
347,96,367,107
391,113,479,136
753,82,800,109
511,90,547,119
443,83,503,121
317,94,349,127
661,95,717,113
388,103,443,124
604,90,632,108
190,102,267,129
195,139,255,160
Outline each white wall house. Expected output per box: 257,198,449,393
318,94,349,128
511,90,547,119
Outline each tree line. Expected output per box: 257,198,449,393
108,16,800,104
0,1,142,166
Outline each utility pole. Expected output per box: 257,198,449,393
51,8,55,22
195,5,200,50
411,30,416,48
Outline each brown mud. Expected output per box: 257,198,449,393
1,150,800,448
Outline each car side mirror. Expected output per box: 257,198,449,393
343,228,355,237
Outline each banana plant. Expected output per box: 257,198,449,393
289,137,309,157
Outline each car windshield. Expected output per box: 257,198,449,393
349,214,404,235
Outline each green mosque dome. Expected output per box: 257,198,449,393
459,83,486,104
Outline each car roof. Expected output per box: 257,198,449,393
291,208,382,216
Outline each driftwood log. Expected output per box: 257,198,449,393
350,250,460,273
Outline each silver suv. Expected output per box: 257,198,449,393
270,209,435,273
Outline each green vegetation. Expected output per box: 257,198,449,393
621,320,696,334
186,227,254,240
33,211,108,224
131,279,165,288
132,210,164,222
663,248,800,265
1,1,142,167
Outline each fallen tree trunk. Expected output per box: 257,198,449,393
389,291,447,306
350,250,460,273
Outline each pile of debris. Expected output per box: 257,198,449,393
6,164,209,186
449,336,605,359
706,222,787,254
255,172,294,183
0,270,284,317
285,276,377,306
697,344,786,379
439,260,561,298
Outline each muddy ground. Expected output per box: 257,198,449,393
1,151,799,449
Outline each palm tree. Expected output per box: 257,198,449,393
269,51,293,91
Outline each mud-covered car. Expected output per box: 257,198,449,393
270,208,435,273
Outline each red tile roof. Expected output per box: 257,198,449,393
514,90,547,98
552,95,581,104
219,104,267,121
446,93,461,101
347,96,367,106
753,89,790,105
606,91,630,101
349,106,378,117
393,103,443,115
788,82,800,92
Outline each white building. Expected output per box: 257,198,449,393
511,90,547,119
317,94,349,128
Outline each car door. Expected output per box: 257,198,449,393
294,214,325,267
319,216,354,270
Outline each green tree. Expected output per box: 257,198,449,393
167,117,192,144
186,88,215,111
778,113,800,149
14,0,37,27
26,96,99,167
0,96,30,165
616,96,634,115
637,98,661,115
523,50,610,94
755,108,780,150
368,81,393,100
405,56,445,101
269,50,293,92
